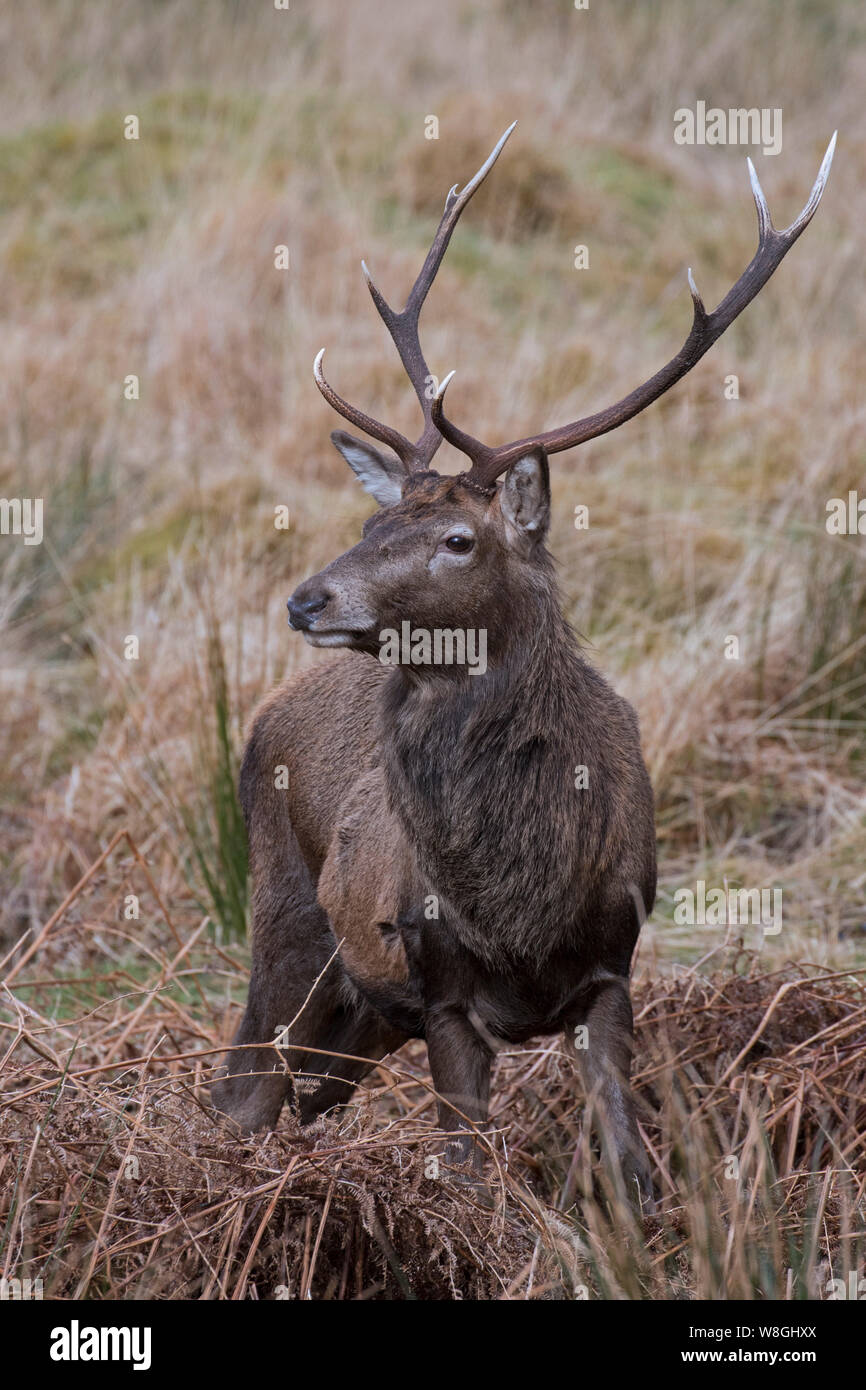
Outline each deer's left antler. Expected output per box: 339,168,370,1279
431,133,837,486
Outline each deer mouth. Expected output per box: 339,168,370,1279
302,627,369,648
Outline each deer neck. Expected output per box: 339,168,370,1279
380,576,583,960
384,568,572,726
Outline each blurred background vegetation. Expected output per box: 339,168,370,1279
1,0,864,973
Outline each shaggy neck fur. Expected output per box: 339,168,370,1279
380,554,620,966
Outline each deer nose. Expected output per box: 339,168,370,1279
287,586,330,630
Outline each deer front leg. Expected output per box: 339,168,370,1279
570,976,654,1211
425,1005,494,1170
210,883,335,1133
398,906,493,1170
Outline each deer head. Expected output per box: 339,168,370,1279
288,124,835,658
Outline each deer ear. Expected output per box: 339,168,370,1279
330,431,406,507
498,449,550,551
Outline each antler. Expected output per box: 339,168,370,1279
431,133,837,487
314,122,518,472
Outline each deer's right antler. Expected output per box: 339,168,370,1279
314,122,518,472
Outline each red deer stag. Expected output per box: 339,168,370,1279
211,124,835,1204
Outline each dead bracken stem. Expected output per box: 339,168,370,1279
0,836,864,1299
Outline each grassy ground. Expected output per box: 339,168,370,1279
1,0,865,1298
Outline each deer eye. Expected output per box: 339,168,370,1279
444,534,474,553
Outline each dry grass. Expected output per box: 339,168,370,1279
1,837,863,1299
2,0,866,1299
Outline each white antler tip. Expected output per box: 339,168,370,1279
686,267,706,315
819,130,838,180
314,348,326,378
361,259,371,282
746,155,773,236
781,130,838,234
436,369,456,399
453,122,519,207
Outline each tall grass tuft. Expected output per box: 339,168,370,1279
179,611,249,940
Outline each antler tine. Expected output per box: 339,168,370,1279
397,121,519,323
313,349,416,465
430,370,498,476
440,134,837,487
314,123,518,472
